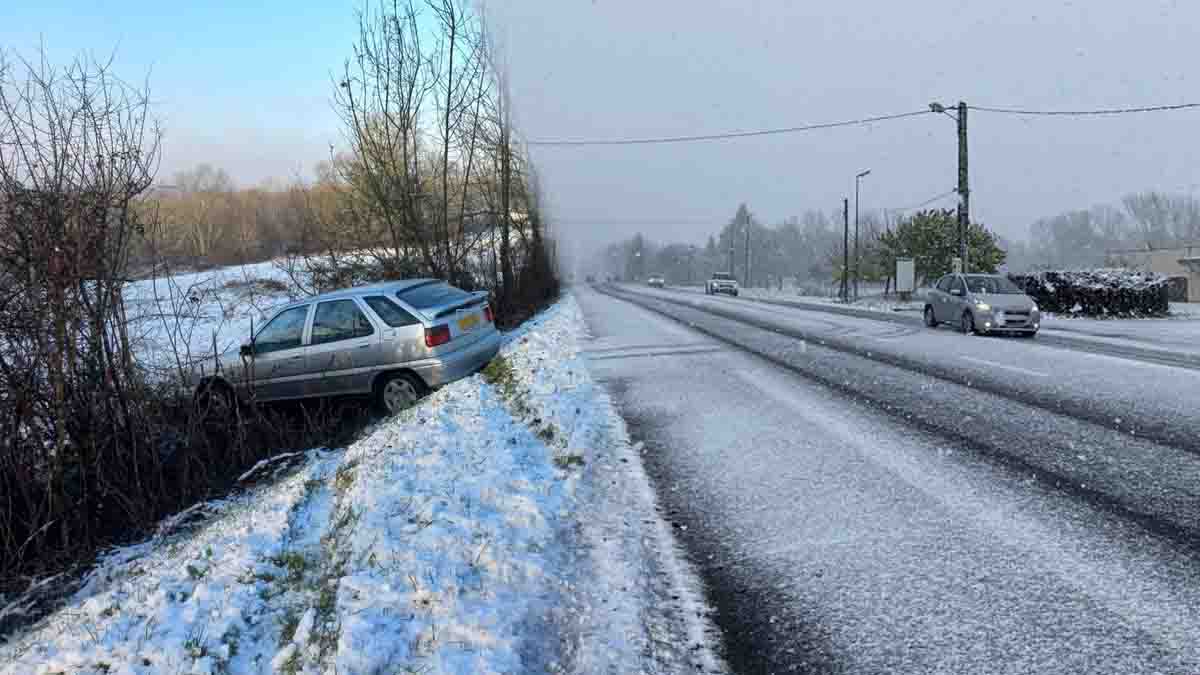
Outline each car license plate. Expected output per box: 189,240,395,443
457,313,480,332
995,311,1006,324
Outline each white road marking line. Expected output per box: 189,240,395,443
960,355,1049,378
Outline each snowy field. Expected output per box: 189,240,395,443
122,260,299,380
0,294,726,675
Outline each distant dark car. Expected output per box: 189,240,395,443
647,275,665,288
586,274,596,283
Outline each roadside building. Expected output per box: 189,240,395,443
1108,244,1200,302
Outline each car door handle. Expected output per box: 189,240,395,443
287,355,304,360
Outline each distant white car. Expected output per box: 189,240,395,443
647,275,666,288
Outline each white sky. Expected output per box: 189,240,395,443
488,0,1200,253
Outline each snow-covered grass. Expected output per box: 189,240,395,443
0,294,726,675
1169,302,1200,318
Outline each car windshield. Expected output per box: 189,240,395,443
712,273,733,280
964,275,1023,295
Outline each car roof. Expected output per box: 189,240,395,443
313,278,437,301
273,278,440,312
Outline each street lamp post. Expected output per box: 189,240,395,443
854,169,871,302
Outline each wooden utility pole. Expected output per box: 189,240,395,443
744,215,751,288
957,101,969,273
841,198,850,302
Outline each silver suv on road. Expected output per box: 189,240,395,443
192,279,501,415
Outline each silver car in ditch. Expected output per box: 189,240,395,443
924,273,1041,336
192,279,501,415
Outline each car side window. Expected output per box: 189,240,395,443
254,305,309,354
312,300,375,345
364,295,420,327
950,277,966,295
935,276,950,292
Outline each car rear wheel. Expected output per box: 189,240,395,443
924,305,937,328
961,311,976,335
377,372,424,415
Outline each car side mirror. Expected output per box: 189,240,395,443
950,288,963,296
240,342,253,357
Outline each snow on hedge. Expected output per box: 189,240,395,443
0,294,725,675
1010,268,1170,317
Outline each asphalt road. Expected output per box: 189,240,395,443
577,284,1200,674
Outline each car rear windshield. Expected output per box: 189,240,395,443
397,281,473,309
965,275,1023,294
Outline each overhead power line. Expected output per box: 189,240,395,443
527,110,932,147
968,102,1200,116
885,189,959,213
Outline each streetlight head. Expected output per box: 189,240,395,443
857,170,871,178
929,102,946,113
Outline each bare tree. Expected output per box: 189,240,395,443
0,47,160,564
1120,191,1200,249
334,0,439,274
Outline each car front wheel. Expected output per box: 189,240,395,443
961,311,976,335
924,305,937,328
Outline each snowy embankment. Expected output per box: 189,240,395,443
0,294,726,675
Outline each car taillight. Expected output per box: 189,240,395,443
484,304,494,323
425,324,451,348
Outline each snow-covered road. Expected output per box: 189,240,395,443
578,284,1200,674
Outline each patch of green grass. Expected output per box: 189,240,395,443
334,462,358,495
553,453,586,470
221,625,242,658
278,609,302,645
279,649,302,675
239,568,277,585
327,506,360,541
186,564,208,581
482,355,522,401
184,636,207,659
270,551,309,584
